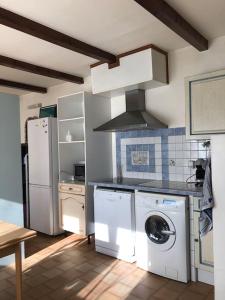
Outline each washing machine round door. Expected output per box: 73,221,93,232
145,211,176,251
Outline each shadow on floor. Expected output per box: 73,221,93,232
0,233,214,300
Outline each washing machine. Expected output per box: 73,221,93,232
135,191,190,283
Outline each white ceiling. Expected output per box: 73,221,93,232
0,0,224,95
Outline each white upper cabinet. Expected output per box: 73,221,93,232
185,69,225,139
91,47,168,94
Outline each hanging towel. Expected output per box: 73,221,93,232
199,157,214,237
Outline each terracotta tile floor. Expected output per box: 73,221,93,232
0,234,214,300
24,232,69,257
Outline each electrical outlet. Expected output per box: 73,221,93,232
169,160,176,166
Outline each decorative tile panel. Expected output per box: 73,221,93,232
116,127,210,182
126,144,155,173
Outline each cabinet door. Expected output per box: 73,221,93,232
60,193,86,235
194,211,214,272
185,69,225,138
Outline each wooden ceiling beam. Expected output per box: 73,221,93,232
0,79,47,93
0,55,84,84
134,0,208,51
0,7,116,63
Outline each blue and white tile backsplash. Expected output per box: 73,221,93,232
116,127,209,182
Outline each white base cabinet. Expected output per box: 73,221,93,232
190,196,214,285
59,183,86,235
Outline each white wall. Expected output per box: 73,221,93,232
20,35,225,297
111,34,225,125
110,36,225,299
111,34,225,176
211,135,225,300
20,76,92,143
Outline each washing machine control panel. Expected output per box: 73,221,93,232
135,192,185,211
162,199,177,206
153,198,178,209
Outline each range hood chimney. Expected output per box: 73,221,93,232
94,89,167,132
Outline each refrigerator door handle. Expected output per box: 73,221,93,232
24,153,30,228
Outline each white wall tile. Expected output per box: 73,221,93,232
170,174,177,181
175,143,183,151
154,137,161,144
155,144,161,152
175,174,184,182
184,151,191,159
155,173,162,180
169,166,176,174
175,151,183,159
183,166,191,175
155,158,162,166
175,167,183,175
175,159,184,166
191,151,198,159
198,151,207,159
191,142,198,151
168,143,176,151
183,159,190,167
168,136,176,143
183,142,191,151
156,165,162,173
169,151,176,159
175,136,183,143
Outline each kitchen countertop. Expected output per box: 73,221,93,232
88,178,203,197
59,180,85,185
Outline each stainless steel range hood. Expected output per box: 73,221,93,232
94,89,167,132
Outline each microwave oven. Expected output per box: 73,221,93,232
74,163,85,181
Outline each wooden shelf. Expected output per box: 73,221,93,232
58,117,84,122
59,140,85,144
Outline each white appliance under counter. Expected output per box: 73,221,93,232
94,187,135,263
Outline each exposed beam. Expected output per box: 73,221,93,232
0,7,116,63
134,0,208,51
0,79,47,93
0,55,84,84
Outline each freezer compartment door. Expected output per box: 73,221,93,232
29,185,54,235
28,118,52,186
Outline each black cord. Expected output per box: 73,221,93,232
186,173,196,183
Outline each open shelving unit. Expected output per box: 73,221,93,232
58,93,86,179
57,91,112,235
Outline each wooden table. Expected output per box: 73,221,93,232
0,221,36,300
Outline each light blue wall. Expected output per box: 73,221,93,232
0,92,23,266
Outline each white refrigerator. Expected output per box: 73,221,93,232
28,117,62,235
